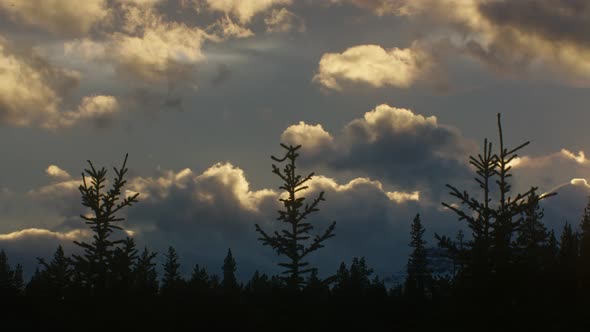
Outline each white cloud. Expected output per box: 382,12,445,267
0,36,81,128
45,165,71,180
109,6,209,82
314,43,433,90
0,228,87,241
264,8,305,33
205,0,292,24
0,0,108,36
281,121,334,155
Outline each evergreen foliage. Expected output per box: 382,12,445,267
161,246,183,293
406,213,431,298
221,248,238,291
37,245,72,297
133,246,158,295
255,144,336,290
70,154,139,291
440,114,555,302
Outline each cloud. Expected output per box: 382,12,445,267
0,36,81,128
0,0,108,36
358,0,590,86
109,7,209,82
264,8,305,34
45,165,71,181
205,0,292,24
507,148,590,195
207,16,254,39
61,95,120,128
281,104,474,194
0,228,87,242
313,43,434,90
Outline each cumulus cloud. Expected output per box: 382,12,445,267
60,95,120,128
346,0,590,86
507,148,590,194
205,0,292,24
264,8,305,34
109,7,209,82
282,104,474,194
0,0,108,36
0,36,83,128
45,165,71,180
313,43,433,90
207,16,254,39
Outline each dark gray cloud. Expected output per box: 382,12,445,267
478,0,590,47
282,104,475,197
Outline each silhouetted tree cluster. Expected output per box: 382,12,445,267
3,122,590,330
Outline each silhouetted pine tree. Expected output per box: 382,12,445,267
221,248,238,292
0,249,22,295
255,144,336,290
71,154,139,291
441,114,553,303
245,270,271,296
578,196,590,296
133,247,158,295
405,214,431,298
161,246,183,294
333,257,374,297
111,237,138,292
303,269,330,298
37,245,72,298
189,264,209,294
515,191,551,266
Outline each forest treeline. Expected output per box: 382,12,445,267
1,115,590,331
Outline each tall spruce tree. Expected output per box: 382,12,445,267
111,237,139,292
406,214,431,297
578,196,590,294
133,247,158,295
37,245,72,298
161,246,183,293
255,144,336,290
0,249,22,295
441,114,553,297
71,154,139,290
221,248,238,291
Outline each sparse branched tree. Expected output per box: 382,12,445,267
441,114,554,291
255,144,336,290
71,154,139,291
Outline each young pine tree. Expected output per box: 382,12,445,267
161,246,183,294
71,154,139,291
132,247,158,295
578,196,590,295
0,249,22,295
190,264,209,293
37,245,73,298
405,214,431,298
221,248,238,292
111,237,139,292
255,144,336,290
441,114,553,298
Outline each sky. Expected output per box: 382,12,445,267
1,0,590,282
